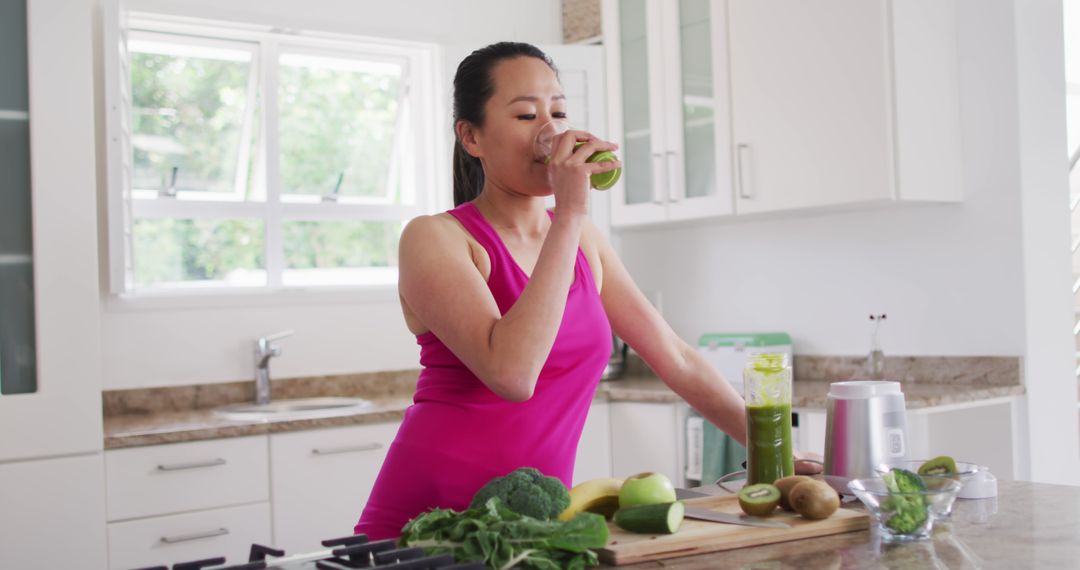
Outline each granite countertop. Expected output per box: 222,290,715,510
103,355,1024,449
103,371,421,449
103,393,416,449
617,479,1071,569
104,388,615,449
603,376,1026,409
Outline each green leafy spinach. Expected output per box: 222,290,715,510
399,497,609,569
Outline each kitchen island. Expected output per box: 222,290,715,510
615,479,1076,569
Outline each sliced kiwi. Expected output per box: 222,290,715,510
774,475,812,512
918,455,958,476
738,483,781,516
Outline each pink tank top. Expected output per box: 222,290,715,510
354,201,612,540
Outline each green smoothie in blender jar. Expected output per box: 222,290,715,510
744,353,795,485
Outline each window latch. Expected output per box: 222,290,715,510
321,172,344,203
160,165,178,198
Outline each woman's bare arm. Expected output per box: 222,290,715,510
398,211,585,402
584,222,747,444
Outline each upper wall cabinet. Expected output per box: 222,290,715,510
728,0,962,215
603,0,963,226
603,0,734,227
0,0,103,463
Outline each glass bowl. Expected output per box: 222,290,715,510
848,477,963,542
873,460,982,518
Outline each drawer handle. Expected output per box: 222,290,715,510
159,527,229,544
312,443,383,456
156,458,227,472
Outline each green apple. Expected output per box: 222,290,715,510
618,472,677,508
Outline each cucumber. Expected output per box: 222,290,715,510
613,501,685,534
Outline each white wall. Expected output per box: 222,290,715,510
618,200,1026,357
94,0,563,389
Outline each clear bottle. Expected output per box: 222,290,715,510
533,120,622,190
866,314,887,379
743,353,794,485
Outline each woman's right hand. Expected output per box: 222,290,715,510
546,129,620,217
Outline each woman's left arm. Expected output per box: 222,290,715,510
586,223,747,446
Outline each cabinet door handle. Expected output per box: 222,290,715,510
736,144,753,199
651,152,666,204
312,442,383,456
160,527,229,544
156,458,227,472
666,151,682,202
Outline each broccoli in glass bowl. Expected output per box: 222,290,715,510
874,459,983,518
848,469,963,542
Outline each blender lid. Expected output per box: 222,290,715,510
828,380,902,399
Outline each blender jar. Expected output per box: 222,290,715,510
744,352,795,485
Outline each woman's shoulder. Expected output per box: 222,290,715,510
400,211,482,261
400,210,492,286
402,212,465,242
579,216,608,255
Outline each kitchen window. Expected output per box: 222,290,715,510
103,11,443,298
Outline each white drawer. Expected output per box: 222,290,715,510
270,422,400,552
107,502,271,570
106,436,269,521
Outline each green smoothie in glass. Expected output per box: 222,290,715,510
744,353,795,485
534,120,621,190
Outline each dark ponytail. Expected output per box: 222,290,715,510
452,42,557,206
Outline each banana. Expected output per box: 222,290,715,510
558,477,625,521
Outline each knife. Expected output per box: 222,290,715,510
674,488,711,500
683,506,792,529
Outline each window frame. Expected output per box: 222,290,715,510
104,11,446,306
127,30,260,204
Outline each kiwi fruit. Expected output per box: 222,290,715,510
789,480,840,520
774,475,812,512
918,455,958,477
738,484,781,516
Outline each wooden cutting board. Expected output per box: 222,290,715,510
598,495,869,565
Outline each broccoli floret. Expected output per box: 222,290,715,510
469,467,570,520
882,468,929,535
887,469,927,493
885,502,929,534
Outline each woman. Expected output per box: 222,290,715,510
355,42,813,540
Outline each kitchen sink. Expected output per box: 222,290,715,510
212,397,375,421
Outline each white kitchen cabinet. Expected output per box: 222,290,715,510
906,399,1016,481
107,502,271,570
106,436,270,521
728,0,962,214
793,408,827,457
602,0,734,227
0,454,107,570
269,422,399,552
0,3,107,568
610,402,688,486
0,0,103,464
573,401,613,484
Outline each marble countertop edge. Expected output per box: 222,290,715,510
103,377,1024,450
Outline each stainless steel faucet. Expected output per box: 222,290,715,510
254,330,294,405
